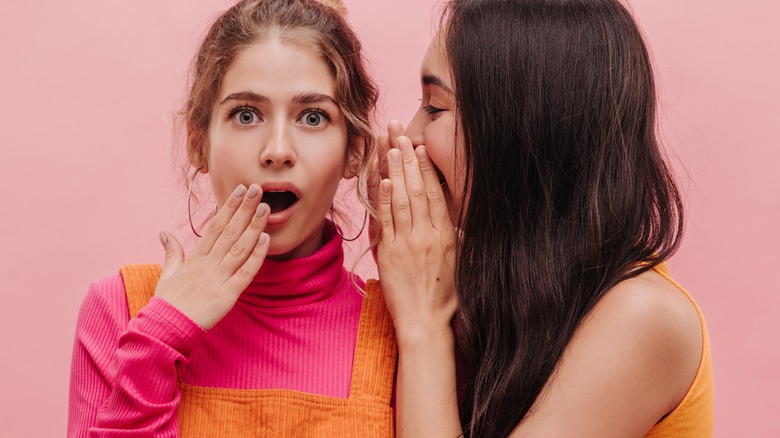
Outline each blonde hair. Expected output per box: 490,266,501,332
316,0,348,16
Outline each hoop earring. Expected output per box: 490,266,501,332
188,166,216,238
330,206,368,242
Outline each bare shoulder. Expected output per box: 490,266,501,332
597,268,702,351
511,269,703,437
598,268,703,391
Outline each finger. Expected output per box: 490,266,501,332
377,178,395,243
158,231,184,278
415,146,451,228
386,148,412,233
218,201,269,276
387,120,405,147
378,120,405,179
222,232,270,298
210,184,263,258
397,136,430,227
191,184,247,256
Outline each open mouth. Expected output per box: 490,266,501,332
261,190,298,214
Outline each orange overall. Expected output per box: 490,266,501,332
121,264,397,437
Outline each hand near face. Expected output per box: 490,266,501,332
374,122,458,341
367,120,404,261
155,184,270,330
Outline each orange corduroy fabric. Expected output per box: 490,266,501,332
121,264,396,437
644,264,714,437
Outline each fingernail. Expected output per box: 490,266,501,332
381,179,391,194
158,231,167,246
256,203,267,217
258,233,268,245
233,185,246,198
389,149,401,165
415,145,428,160
247,184,259,199
397,137,412,152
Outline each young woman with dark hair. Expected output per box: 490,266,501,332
373,0,713,436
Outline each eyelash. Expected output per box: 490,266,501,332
228,105,260,124
226,105,333,129
423,104,445,115
299,108,331,127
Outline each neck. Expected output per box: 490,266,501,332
238,221,349,308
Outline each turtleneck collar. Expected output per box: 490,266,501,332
238,220,349,308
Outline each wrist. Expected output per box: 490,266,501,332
394,320,455,351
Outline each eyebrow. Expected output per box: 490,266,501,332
221,91,269,105
294,92,339,106
422,74,454,95
220,91,339,106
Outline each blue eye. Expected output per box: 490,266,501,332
231,108,259,125
300,110,329,127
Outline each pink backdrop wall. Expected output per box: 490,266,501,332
0,1,777,436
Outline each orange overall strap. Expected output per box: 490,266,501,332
348,279,397,404
119,264,162,318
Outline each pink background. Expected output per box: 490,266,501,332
1,1,777,436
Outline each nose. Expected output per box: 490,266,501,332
260,120,296,167
404,109,426,147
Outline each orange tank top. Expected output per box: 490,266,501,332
644,264,714,437
121,264,397,437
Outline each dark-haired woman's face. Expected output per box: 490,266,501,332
405,32,465,222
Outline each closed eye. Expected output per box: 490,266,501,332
423,105,445,115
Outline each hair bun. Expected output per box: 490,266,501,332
315,0,347,16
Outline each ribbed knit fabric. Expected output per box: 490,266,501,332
175,280,395,437
68,222,396,437
644,264,714,437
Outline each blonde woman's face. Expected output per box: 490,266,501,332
204,39,352,259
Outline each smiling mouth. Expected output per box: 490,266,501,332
261,191,298,214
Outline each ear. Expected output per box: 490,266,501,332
342,135,365,180
186,122,209,172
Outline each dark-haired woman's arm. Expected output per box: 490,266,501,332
374,130,462,437
507,272,703,437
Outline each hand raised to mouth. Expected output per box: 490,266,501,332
155,184,271,330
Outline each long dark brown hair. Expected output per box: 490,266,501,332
444,0,684,435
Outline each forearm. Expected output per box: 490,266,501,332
395,324,462,438
70,296,203,437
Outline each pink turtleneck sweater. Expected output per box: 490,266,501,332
68,224,366,437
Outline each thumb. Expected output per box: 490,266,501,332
158,231,184,275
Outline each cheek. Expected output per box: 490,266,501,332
207,131,256,203
423,121,457,177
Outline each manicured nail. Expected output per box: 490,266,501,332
381,179,391,194
256,203,267,217
389,149,401,165
247,184,259,199
258,233,268,245
233,185,247,198
158,231,167,246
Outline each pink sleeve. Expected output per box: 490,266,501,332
68,275,206,437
